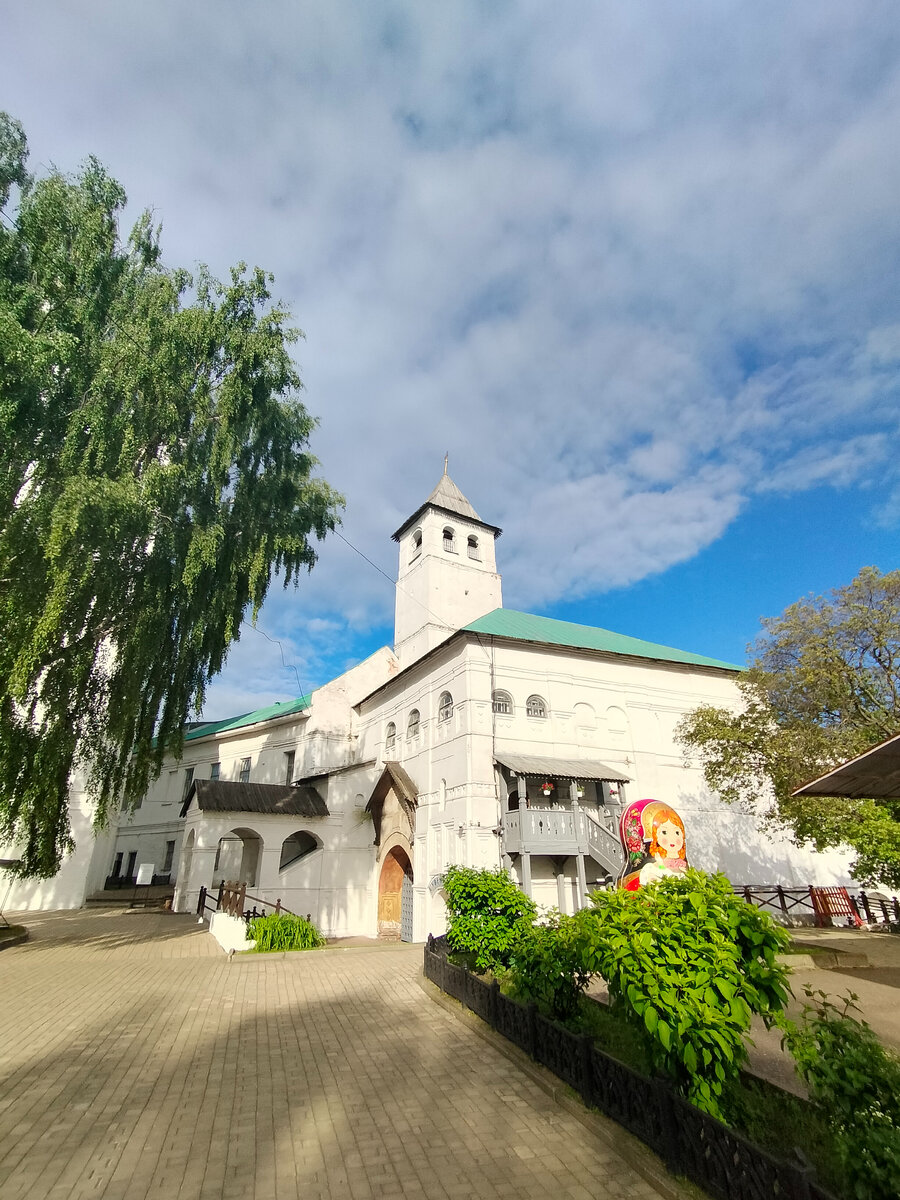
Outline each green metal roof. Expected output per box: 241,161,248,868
183,692,313,742
463,609,741,671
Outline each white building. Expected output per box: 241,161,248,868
2,469,853,925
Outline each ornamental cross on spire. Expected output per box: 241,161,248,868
444,452,449,475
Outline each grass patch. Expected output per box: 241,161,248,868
247,913,326,952
720,1073,843,1194
571,995,655,1076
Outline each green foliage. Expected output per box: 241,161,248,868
508,911,592,1021
783,988,900,1200
578,871,791,1118
442,865,537,972
676,566,900,886
0,114,343,877
247,912,326,952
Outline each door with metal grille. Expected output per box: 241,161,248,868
400,873,414,942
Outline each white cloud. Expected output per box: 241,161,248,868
4,1,900,709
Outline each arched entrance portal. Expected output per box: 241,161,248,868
378,846,413,941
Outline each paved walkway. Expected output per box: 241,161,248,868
0,911,667,1200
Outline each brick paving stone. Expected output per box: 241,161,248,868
0,910,676,1200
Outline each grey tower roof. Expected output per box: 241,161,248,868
424,471,482,522
392,467,502,541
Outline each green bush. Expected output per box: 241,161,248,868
783,988,900,1200
442,865,537,972
509,911,592,1021
247,912,326,952
577,870,791,1118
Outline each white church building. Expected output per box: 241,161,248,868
2,470,852,931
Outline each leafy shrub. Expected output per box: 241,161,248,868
508,911,592,1021
247,912,326,952
577,870,791,1118
783,988,900,1200
442,865,536,972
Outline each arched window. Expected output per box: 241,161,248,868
438,691,453,723
492,690,513,716
407,709,420,737
279,830,319,871
443,526,455,552
385,722,396,753
526,695,547,718
467,535,480,560
411,529,422,560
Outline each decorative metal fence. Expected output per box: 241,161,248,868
424,935,839,1200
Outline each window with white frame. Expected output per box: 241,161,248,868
182,766,194,800
238,757,251,783
438,691,453,723
385,722,396,752
407,709,420,737
443,526,455,552
492,690,513,715
467,535,479,560
526,695,547,718
411,529,422,560
210,761,220,780
284,749,295,784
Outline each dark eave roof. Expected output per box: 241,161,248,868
392,501,502,543
181,778,329,819
793,732,900,800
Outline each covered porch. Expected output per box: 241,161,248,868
496,753,630,907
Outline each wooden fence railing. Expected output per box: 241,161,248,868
197,881,301,922
735,884,900,927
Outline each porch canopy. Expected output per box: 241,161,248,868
792,731,900,800
495,753,630,783
181,778,329,818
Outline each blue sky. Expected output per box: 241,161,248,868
3,2,899,717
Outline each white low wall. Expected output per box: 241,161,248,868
208,911,255,953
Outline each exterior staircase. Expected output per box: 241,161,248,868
85,884,175,909
501,803,624,879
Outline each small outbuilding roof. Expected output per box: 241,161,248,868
181,778,329,818
495,753,630,783
792,732,900,800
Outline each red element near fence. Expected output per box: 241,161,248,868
810,886,864,928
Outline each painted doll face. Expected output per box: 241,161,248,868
656,819,684,857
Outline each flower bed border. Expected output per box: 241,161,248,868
424,934,837,1200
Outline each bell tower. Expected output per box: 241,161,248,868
392,464,502,666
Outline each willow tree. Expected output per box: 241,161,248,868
0,115,342,877
676,567,900,885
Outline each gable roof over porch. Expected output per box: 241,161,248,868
365,762,418,846
181,778,329,818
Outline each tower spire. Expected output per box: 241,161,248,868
443,452,449,475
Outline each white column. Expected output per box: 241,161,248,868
576,854,588,910
521,852,532,898
180,846,216,915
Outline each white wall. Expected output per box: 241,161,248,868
1,773,116,911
